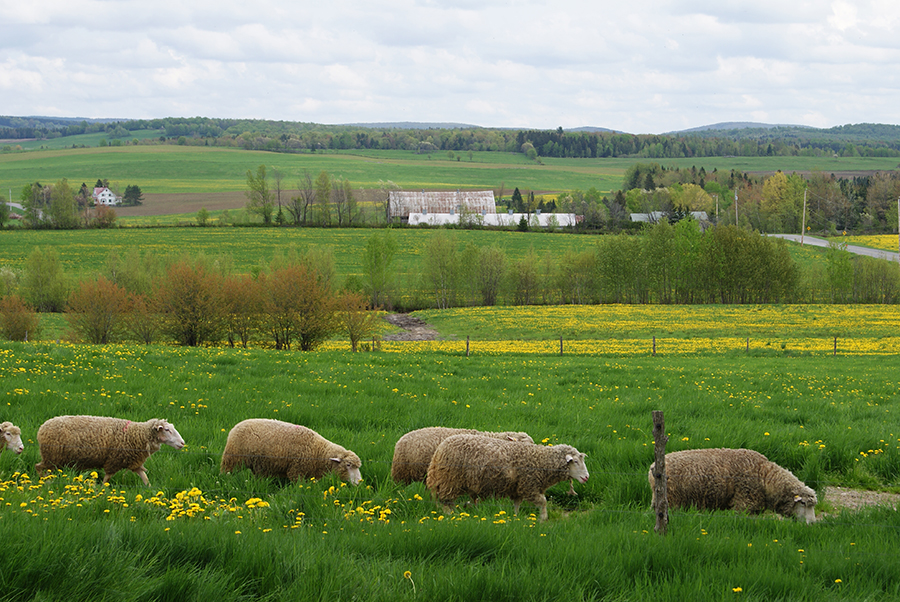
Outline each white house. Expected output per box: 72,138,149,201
92,187,120,206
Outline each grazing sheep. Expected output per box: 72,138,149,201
0,422,24,455
220,419,361,484
35,415,185,486
425,434,589,521
648,448,817,523
391,427,534,484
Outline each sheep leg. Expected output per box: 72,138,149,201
567,479,577,496
533,494,549,522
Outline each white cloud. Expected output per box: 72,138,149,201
0,0,898,130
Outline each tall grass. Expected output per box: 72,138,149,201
1,340,899,600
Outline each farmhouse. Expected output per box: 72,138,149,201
92,187,120,206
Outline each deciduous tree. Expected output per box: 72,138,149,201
245,164,274,225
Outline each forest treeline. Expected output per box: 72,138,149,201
5,116,900,158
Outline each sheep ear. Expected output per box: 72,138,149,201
329,457,341,463
507,435,515,441
793,495,802,503
565,454,574,463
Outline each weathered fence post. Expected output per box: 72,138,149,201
746,337,749,352
652,410,669,535
833,336,837,357
466,336,470,357
652,336,656,356
560,336,563,356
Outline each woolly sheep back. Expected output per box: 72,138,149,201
391,426,534,484
648,448,817,523
425,434,588,521
35,415,185,486
220,419,362,484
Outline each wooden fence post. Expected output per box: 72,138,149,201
466,336,470,357
652,336,656,356
833,336,837,357
746,337,749,352
652,410,669,535
560,336,563,356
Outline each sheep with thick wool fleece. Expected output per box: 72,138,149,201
35,415,185,486
0,422,24,455
220,419,362,484
390,426,534,484
426,434,588,521
648,448,817,523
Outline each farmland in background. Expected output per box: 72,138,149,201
4,146,900,224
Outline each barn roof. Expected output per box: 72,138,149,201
389,190,496,218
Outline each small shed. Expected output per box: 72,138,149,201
388,190,495,223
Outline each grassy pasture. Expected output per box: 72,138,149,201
1,332,899,601
0,226,599,285
4,147,900,223
0,145,627,202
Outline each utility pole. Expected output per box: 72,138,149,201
801,188,808,246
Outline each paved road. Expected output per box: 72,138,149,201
770,234,899,263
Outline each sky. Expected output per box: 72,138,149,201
2,0,899,134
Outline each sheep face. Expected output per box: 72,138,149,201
566,452,589,484
1,423,23,455
155,421,185,450
787,487,818,524
330,454,362,485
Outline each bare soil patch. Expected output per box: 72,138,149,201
382,313,441,341
825,487,900,513
114,192,248,217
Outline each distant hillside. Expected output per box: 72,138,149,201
4,115,900,160
670,122,811,134
342,121,482,130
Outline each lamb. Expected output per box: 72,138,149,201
220,418,361,484
34,415,185,486
1,422,24,455
425,434,589,521
391,426,534,484
648,448,817,523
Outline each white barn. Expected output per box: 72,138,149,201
388,190,496,223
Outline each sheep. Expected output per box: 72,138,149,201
0,422,24,455
220,418,361,484
648,448,817,523
391,426,534,484
34,415,185,486
425,434,589,521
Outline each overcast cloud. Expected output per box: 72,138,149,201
2,0,899,133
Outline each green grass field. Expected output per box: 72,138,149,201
1,333,899,601
3,146,899,210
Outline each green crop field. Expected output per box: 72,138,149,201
1,324,899,600
3,146,899,221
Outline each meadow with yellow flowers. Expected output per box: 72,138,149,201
2,313,900,601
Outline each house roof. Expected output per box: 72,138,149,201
389,190,496,218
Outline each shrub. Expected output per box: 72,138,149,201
65,276,131,344
21,247,68,312
153,259,226,346
0,294,41,341
337,291,383,352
